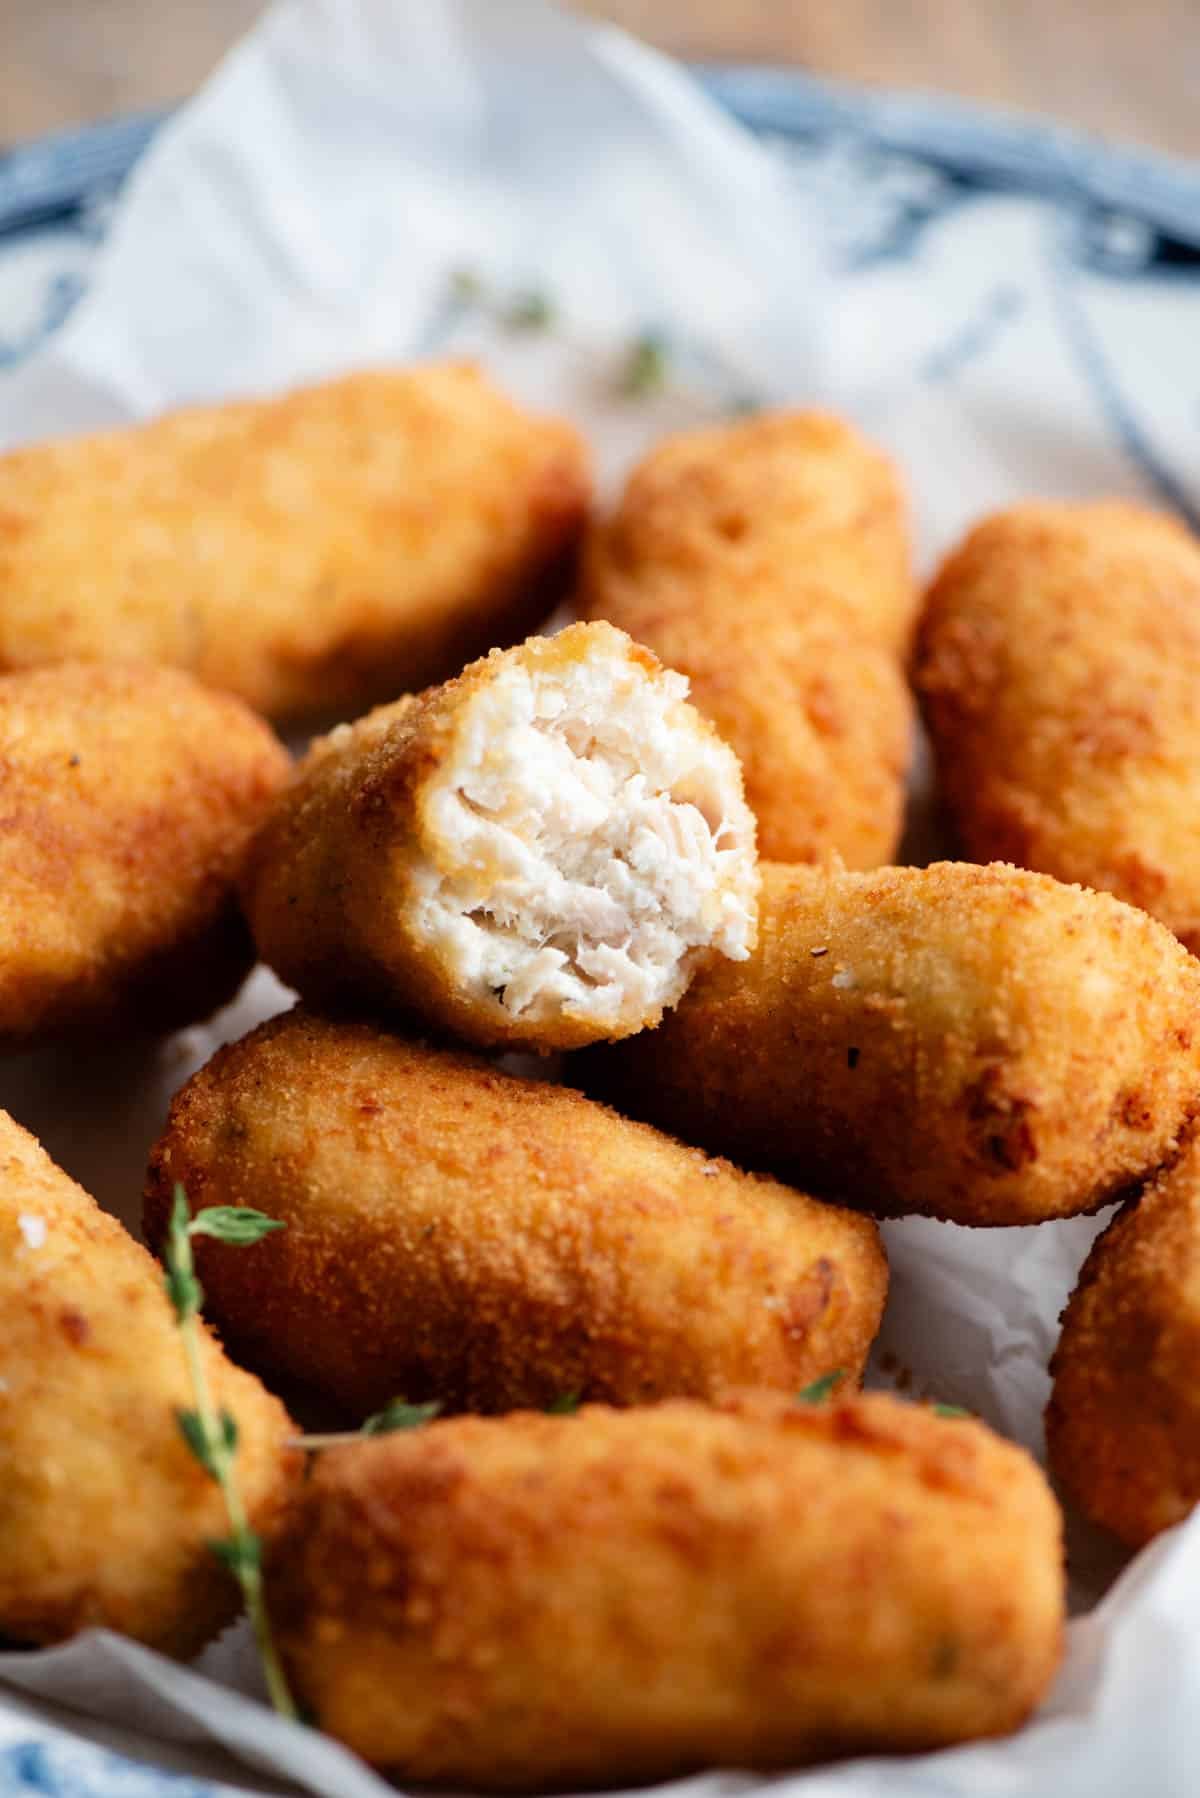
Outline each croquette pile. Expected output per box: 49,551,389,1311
2,363,1199,1789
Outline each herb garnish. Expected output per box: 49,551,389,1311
933,1403,971,1420
796,1369,844,1405
545,1391,582,1414
449,266,486,303
163,1186,295,1720
619,331,670,398
504,290,556,331
290,1397,443,1452
362,1397,443,1435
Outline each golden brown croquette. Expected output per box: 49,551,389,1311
0,1110,298,1655
579,410,915,866
0,365,590,719
578,860,1200,1227
916,501,1200,950
267,1392,1064,1788
144,1009,888,1417
0,662,288,1050
1048,1128,1200,1547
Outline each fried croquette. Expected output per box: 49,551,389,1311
579,411,915,866
267,1391,1065,1788
1047,1129,1200,1547
241,622,760,1051
0,365,590,719
143,1009,887,1416
0,663,288,1051
916,501,1200,951
0,1109,297,1655
579,860,1200,1227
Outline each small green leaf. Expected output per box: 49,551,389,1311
797,1370,844,1405
208,1532,262,1577
220,1410,239,1453
189,1206,286,1247
164,1265,203,1323
545,1391,581,1415
177,1408,222,1479
361,1398,443,1436
449,267,485,303
504,290,555,331
619,332,670,398
933,1403,971,1420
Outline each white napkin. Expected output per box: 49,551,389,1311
1,2,1198,1795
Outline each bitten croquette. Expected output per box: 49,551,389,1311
241,622,760,1052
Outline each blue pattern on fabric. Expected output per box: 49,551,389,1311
0,1742,215,1797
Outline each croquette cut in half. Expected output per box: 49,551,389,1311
0,1109,298,1655
0,365,591,719
0,662,289,1050
1047,1128,1200,1548
242,622,760,1051
267,1392,1065,1789
916,501,1200,952
580,859,1200,1227
144,1009,888,1417
579,410,916,867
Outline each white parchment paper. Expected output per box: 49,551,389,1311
1,2,1197,1793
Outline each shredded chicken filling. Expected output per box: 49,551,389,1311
414,652,756,1021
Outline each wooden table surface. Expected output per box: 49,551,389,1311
3,1,1197,158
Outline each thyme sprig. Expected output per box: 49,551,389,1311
290,1397,443,1452
796,1369,844,1405
618,330,670,397
163,1186,296,1721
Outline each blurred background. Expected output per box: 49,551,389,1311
3,0,1196,154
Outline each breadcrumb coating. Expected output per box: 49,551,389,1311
916,501,1200,950
144,1009,887,1416
1048,1129,1200,1546
580,410,915,866
0,365,590,718
0,1110,298,1654
0,662,288,1050
268,1391,1064,1788
579,859,1200,1226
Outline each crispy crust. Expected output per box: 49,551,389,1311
579,410,915,867
0,1110,299,1654
0,662,289,1050
143,1008,887,1416
0,365,591,719
267,1391,1064,1788
240,621,755,1051
1047,1129,1200,1546
578,859,1200,1226
915,501,1200,950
